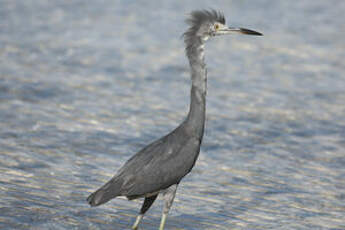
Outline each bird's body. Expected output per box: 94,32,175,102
87,9,262,230
88,119,203,204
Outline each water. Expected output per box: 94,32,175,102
1,0,344,229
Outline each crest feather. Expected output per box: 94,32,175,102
183,10,225,57
185,9,225,27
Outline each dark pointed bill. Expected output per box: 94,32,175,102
225,27,263,36
238,28,262,36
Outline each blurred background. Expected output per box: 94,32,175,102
0,0,344,229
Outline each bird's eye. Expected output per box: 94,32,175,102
214,24,220,30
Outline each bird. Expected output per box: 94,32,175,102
87,9,262,230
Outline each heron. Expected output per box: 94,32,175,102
87,9,262,230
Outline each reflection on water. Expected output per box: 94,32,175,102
1,0,344,229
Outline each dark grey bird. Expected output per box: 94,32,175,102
87,9,262,230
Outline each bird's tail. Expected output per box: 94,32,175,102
87,177,123,207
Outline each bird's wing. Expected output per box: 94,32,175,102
116,131,201,197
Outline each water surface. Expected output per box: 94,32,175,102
0,0,344,229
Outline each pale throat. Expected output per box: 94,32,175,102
191,38,208,92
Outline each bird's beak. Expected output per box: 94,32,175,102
217,26,263,36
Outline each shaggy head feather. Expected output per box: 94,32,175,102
183,10,225,57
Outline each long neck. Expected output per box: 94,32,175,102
185,37,207,139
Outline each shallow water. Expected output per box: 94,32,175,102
1,0,344,229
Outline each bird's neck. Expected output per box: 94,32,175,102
185,38,207,139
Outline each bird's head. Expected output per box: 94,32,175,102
184,9,262,44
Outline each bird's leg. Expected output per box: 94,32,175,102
159,184,178,230
132,194,158,230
